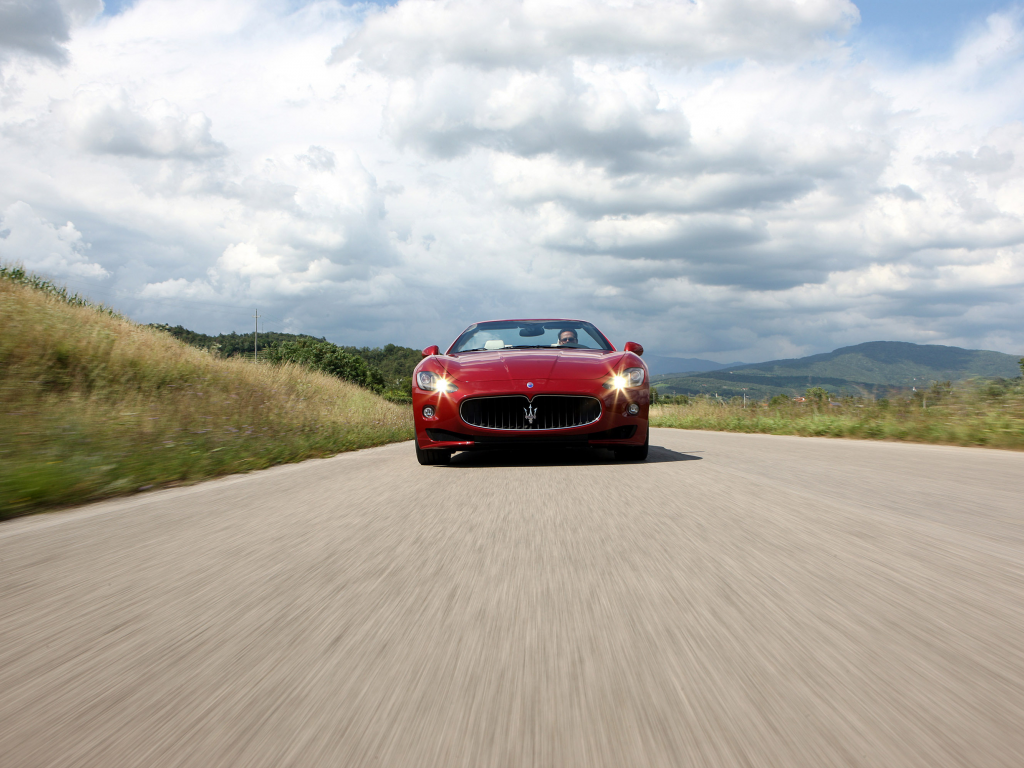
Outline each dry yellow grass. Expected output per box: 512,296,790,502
651,388,1024,449
1,275,413,517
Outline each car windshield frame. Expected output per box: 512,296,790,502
447,320,614,354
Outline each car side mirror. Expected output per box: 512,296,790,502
624,341,643,356
422,345,440,358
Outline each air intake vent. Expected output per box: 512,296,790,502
460,395,601,431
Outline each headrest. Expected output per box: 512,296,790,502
483,339,505,350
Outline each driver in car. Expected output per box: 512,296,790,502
557,329,579,346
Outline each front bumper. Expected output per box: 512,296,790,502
413,379,649,451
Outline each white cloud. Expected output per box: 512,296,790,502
217,241,280,278
332,0,860,72
62,87,227,159
0,201,108,278
0,0,101,70
0,0,1022,362
0,0,70,64
383,61,690,164
58,0,103,29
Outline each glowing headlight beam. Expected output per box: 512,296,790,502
604,368,645,390
417,370,458,393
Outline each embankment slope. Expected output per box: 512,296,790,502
0,271,412,517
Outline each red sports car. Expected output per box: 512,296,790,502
412,319,649,465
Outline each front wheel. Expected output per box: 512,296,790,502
415,440,452,466
614,426,649,462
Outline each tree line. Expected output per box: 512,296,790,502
149,325,419,401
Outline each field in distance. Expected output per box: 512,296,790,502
653,341,1023,398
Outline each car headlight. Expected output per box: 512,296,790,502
416,370,458,392
605,367,645,389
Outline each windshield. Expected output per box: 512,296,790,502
450,321,613,353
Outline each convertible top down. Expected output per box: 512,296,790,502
412,319,649,465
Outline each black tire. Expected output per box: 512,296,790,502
614,426,649,462
415,440,452,466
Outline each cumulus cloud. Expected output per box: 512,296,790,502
0,0,101,67
133,145,401,311
58,0,104,28
0,0,70,64
63,88,227,159
383,63,689,167
298,145,337,172
493,155,818,215
332,0,860,72
931,146,1015,175
0,201,108,277
0,0,1022,362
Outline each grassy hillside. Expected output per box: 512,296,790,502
0,267,413,519
154,324,420,398
654,341,1022,398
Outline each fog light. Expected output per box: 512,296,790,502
422,406,435,418
627,403,640,416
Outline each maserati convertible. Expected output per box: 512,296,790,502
412,319,649,465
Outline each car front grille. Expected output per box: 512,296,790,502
425,425,635,444
460,395,602,431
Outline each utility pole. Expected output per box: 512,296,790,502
253,309,260,362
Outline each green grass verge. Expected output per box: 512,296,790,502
650,389,1024,449
1,266,413,519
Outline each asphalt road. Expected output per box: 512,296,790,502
2,429,1023,768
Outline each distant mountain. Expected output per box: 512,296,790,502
654,341,1021,399
644,355,745,376
731,341,1020,385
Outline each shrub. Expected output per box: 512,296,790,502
805,386,831,403
264,340,387,394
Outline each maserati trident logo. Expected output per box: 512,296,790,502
524,404,538,425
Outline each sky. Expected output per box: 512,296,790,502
1,0,1022,362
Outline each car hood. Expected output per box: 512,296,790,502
441,349,623,382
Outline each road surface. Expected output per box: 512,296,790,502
2,429,1023,767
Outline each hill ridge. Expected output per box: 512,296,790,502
654,340,1021,399
732,341,1006,373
